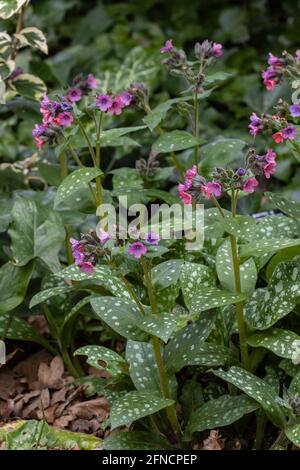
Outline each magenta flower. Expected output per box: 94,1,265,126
160,39,173,53
296,50,300,62
67,87,82,102
185,165,198,179
32,124,46,137
289,104,300,118
201,181,222,199
80,261,94,275
40,95,51,110
70,238,85,265
248,112,262,136
212,42,223,58
118,91,132,107
128,241,147,259
263,161,277,179
263,79,276,91
34,137,45,150
108,98,123,115
58,111,73,127
282,124,297,140
262,68,277,80
243,178,258,193
145,231,160,245
268,53,284,67
86,73,98,89
98,229,110,245
264,148,276,162
179,191,192,205
96,94,113,112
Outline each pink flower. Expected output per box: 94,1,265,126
42,110,52,125
58,111,73,127
80,261,94,275
145,231,160,245
128,241,147,259
185,165,198,179
296,50,300,62
212,42,223,58
243,178,258,193
263,79,276,91
40,95,51,111
108,98,123,115
272,131,284,143
179,191,192,205
98,229,110,245
34,137,45,150
282,124,297,140
67,87,82,102
201,181,222,199
86,73,98,89
118,91,132,107
96,94,113,112
263,161,277,179
268,53,284,67
160,39,173,53
249,124,260,137
264,148,276,162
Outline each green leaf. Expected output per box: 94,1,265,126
184,394,258,440
213,366,287,428
266,192,300,221
154,283,180,314
91,296,148,341
245,259,300,330
126,340,161,393
240,238,300,260
152,130,204,154
143,97,193,132
75,345,126,377
13,73,47,100
186,286,245,314
151,260,184,288
180,262,215,310
0,314,52,351
8,198,65,272
55,264,131,299
0,0,27,19
221,214,256,240
100,126,146,145
54,167,102,207
102,431,175,450
15,27,48,54
30,285,73,308
216,238,257,294
139,312,179,343
247,328,300,359
110,391,174,429
0,262,33,315
254,215,300,241
199,139,246,173
285,424,300,447
60,296,92,348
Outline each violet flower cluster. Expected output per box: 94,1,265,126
248,108,298,144
127,231,160,259
96,91,133,115
262,50,300,91
70,229,110,275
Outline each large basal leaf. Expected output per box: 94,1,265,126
285,424,300,447
15,27,48,54
8,197,65,272
245,259,300,330
152,259,184,289
30,285,74,308
126,340,161,393
0,261,33,315
152,131,204,154
54,167,102,207
247,328,300,359
199,139,246,172
180,262,215,310
0,314,53,352
186,286,245,315
184,394,258,440
75,345,127,378
216,238,257,294
102,431,175,450
13,73,47,100
221,214,256,240
254,215,300,240
164,313,232,373
110,391,174,429
0,0,27,19
240,238,300,260
55,264,131,299
266,192,300,221
213,366,287,428
90,296,148,341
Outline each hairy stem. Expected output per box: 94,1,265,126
95,111,104,207
59,152,73,265
193,93,200,166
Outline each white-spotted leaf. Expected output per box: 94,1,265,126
240,238,300,260
75,345,127,377
151,259,184,288
54,167,102,207
247,328,300,359
152,131,204,154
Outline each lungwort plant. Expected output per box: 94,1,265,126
3,34,300,450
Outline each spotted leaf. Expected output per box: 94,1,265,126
266,192,300,221
75,345,127,377
240,238,300,260
54,167,102,207
152,130,204,154
247,328,300,359
151,260,184,289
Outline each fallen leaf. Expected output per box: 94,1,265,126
202,430,225,450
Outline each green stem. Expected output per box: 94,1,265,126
59,152,73,265
77,118,96,166
193,93,200,166
230,190,249,369
141,257,182,437
95,111,104,207
253,410,267,450
11,4,26,61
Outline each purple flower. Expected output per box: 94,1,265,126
32,124,46,138
98,229,110,245
128,241,147,259
243,178,258,193
118,91,132,107
249,112,261,126
67,87,82,102
160,39,173,53
108,98,123,115
212,42,223,58
289,104,300,118
264,148,276,163
268,53,284,67
96,94,113,112
86,73,98,89
282,124,297,140
262,68,276,80
40,95,51,110
80,261,94,275
145,231,160,245
70,238,85,265
58,111,73,127
201,181,222,199
263,161,277,179
248,124,260,137
51,101,61,113
296,50,300,62
237,168,247,176
61,101,71,111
